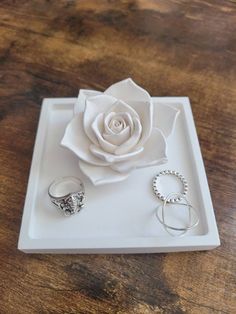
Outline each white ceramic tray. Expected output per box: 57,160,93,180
18,97,220,253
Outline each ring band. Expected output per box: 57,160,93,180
152,170,188,203
48,176,85,216
155,192,199,237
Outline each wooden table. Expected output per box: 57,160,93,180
0,1,235,313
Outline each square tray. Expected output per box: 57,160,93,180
18,97,220,253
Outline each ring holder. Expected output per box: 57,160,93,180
152,170,199,236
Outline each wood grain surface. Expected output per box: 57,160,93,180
0,0,236,313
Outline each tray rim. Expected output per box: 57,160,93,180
18,97,220,253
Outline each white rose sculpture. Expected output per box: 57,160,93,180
61,78,179,185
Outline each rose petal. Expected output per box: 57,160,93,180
90,144,144,163
111,128,167,173
109,116,126,133
104,112,134,135
114,117,142,155
105,78,150,103
74,89,102,115
92,113,117,154
61,113,109,166
153,102,180,138
104,112,116,134
127,100,153,147
105,99,139,120
79,160,129,186
83,94,117,145
122,112,134,133
103,126,131,146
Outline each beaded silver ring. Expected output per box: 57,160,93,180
152,170,188,203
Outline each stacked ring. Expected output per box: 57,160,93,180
152,170,199,236
156,192,200,237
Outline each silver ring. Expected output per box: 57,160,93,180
152,170,188,203
48,176,85,216
155,192,199,237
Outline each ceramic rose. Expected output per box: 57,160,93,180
61,78,179,185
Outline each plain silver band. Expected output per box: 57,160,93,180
155,192,199,237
